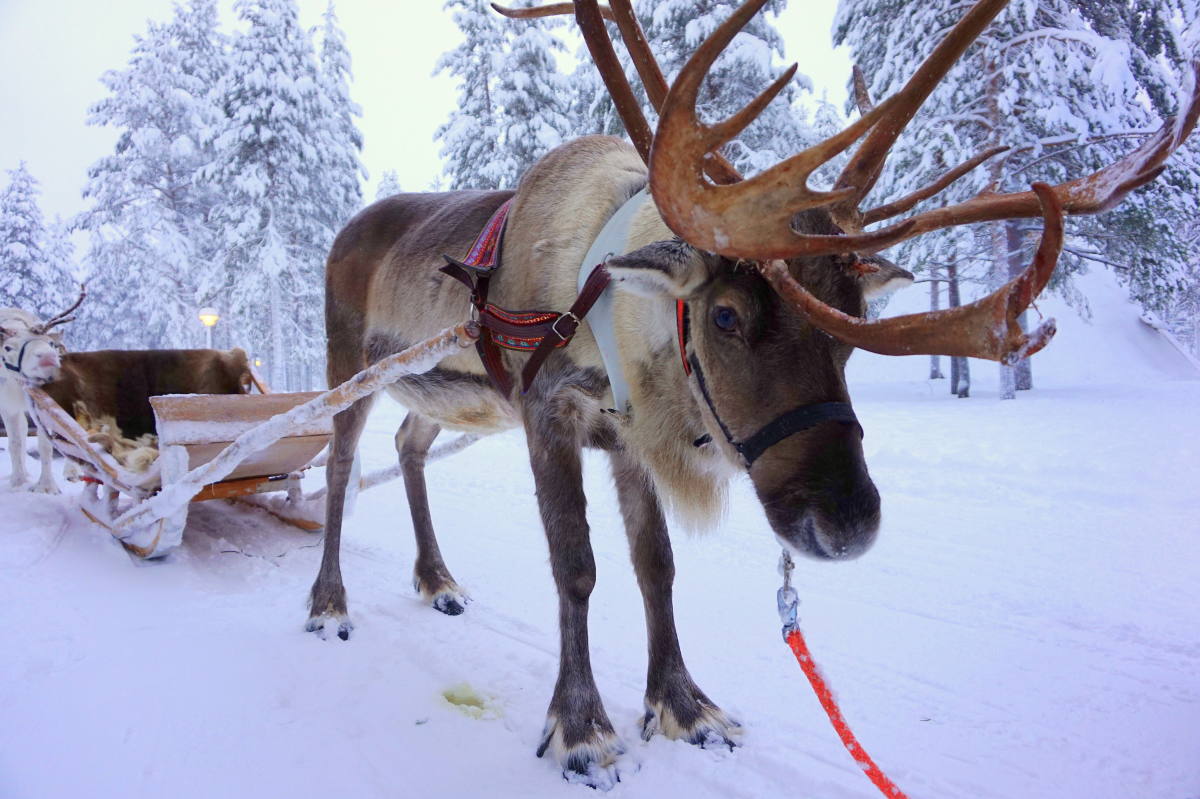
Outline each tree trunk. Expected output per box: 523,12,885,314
929,271,945,380
992,221,1017,400
269,275,285,391
1007,221,1033,391
982,56,1020,400
947,262,970,398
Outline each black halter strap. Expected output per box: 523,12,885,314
3,338,34,375
680,304,862,468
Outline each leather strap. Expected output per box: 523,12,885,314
4,337,34,375
440,200,514,396
520,263,612,393
440,199,615,397
680,304,861,467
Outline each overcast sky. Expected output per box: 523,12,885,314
0,1,850,222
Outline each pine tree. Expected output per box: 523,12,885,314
0,163,73,316
207,0,362,389
487,8,575,187
571,0,813,176
435,0,510,189
314,2,365,232
375,170,403,200
75,0,225,350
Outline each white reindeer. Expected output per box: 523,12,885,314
1,292,83,492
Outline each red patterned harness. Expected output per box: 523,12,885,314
440,200,612,396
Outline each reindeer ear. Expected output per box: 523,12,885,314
854,255,914,299
606,239,712,299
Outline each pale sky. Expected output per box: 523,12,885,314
0,1,850,222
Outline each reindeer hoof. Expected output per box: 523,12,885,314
305,613,354,641
538,714,628,791
414,572,469,616
640,696,742,751
432,592,467,616
31,482,61,496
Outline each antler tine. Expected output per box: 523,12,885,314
496,0,745,185
34,284,87,335
490,2,616,23
855,65,1200,253
831,0,1009,227
758,182,1063,362
570,0,656,164
651,0,930,259
863,146,1010,225
606,0,743,185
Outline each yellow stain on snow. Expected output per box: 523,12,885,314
440,683,501,720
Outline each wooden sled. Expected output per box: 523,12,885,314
23,323,479,559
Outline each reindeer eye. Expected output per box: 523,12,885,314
712,306,739,332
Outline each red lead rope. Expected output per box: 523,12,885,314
778,551,910,798
785,628,910,798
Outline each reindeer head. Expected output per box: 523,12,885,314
498,0,1199,559
1,288,85,386
606,221,912,557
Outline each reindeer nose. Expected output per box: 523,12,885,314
38,354,59,368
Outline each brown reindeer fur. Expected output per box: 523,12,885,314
310,136,910,785
42,348,252,440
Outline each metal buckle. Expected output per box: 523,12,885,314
551,311,579,341
777,549,799,641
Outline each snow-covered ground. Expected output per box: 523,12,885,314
2,275,1198,799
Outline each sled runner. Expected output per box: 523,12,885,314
23,323,479,559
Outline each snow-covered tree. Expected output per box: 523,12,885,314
437,2,595,188
313,2,365,231
487,9,575,187
75,0,225,351
434,0,510,189
375,169,403,200
834,0,1198,397
0,163,74,316
207,0,362,390
572,0,812,176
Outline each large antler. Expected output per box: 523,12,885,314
650,0,1200,259
760,183,1063,363
497,0,1198,363
33,284,87,335
492,0,744,184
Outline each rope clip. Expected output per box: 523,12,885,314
776,548,799,642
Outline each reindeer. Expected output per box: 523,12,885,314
307,0,1198,786
1,293,82,492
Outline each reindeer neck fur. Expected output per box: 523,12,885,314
504,137,737,530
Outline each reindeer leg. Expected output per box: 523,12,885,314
31,424,60,495
3,406,30,489
307,394,375,641
609,448,742,750
526,406,624,789
396,412,468,615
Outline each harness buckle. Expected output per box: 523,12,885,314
551,311,579,341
